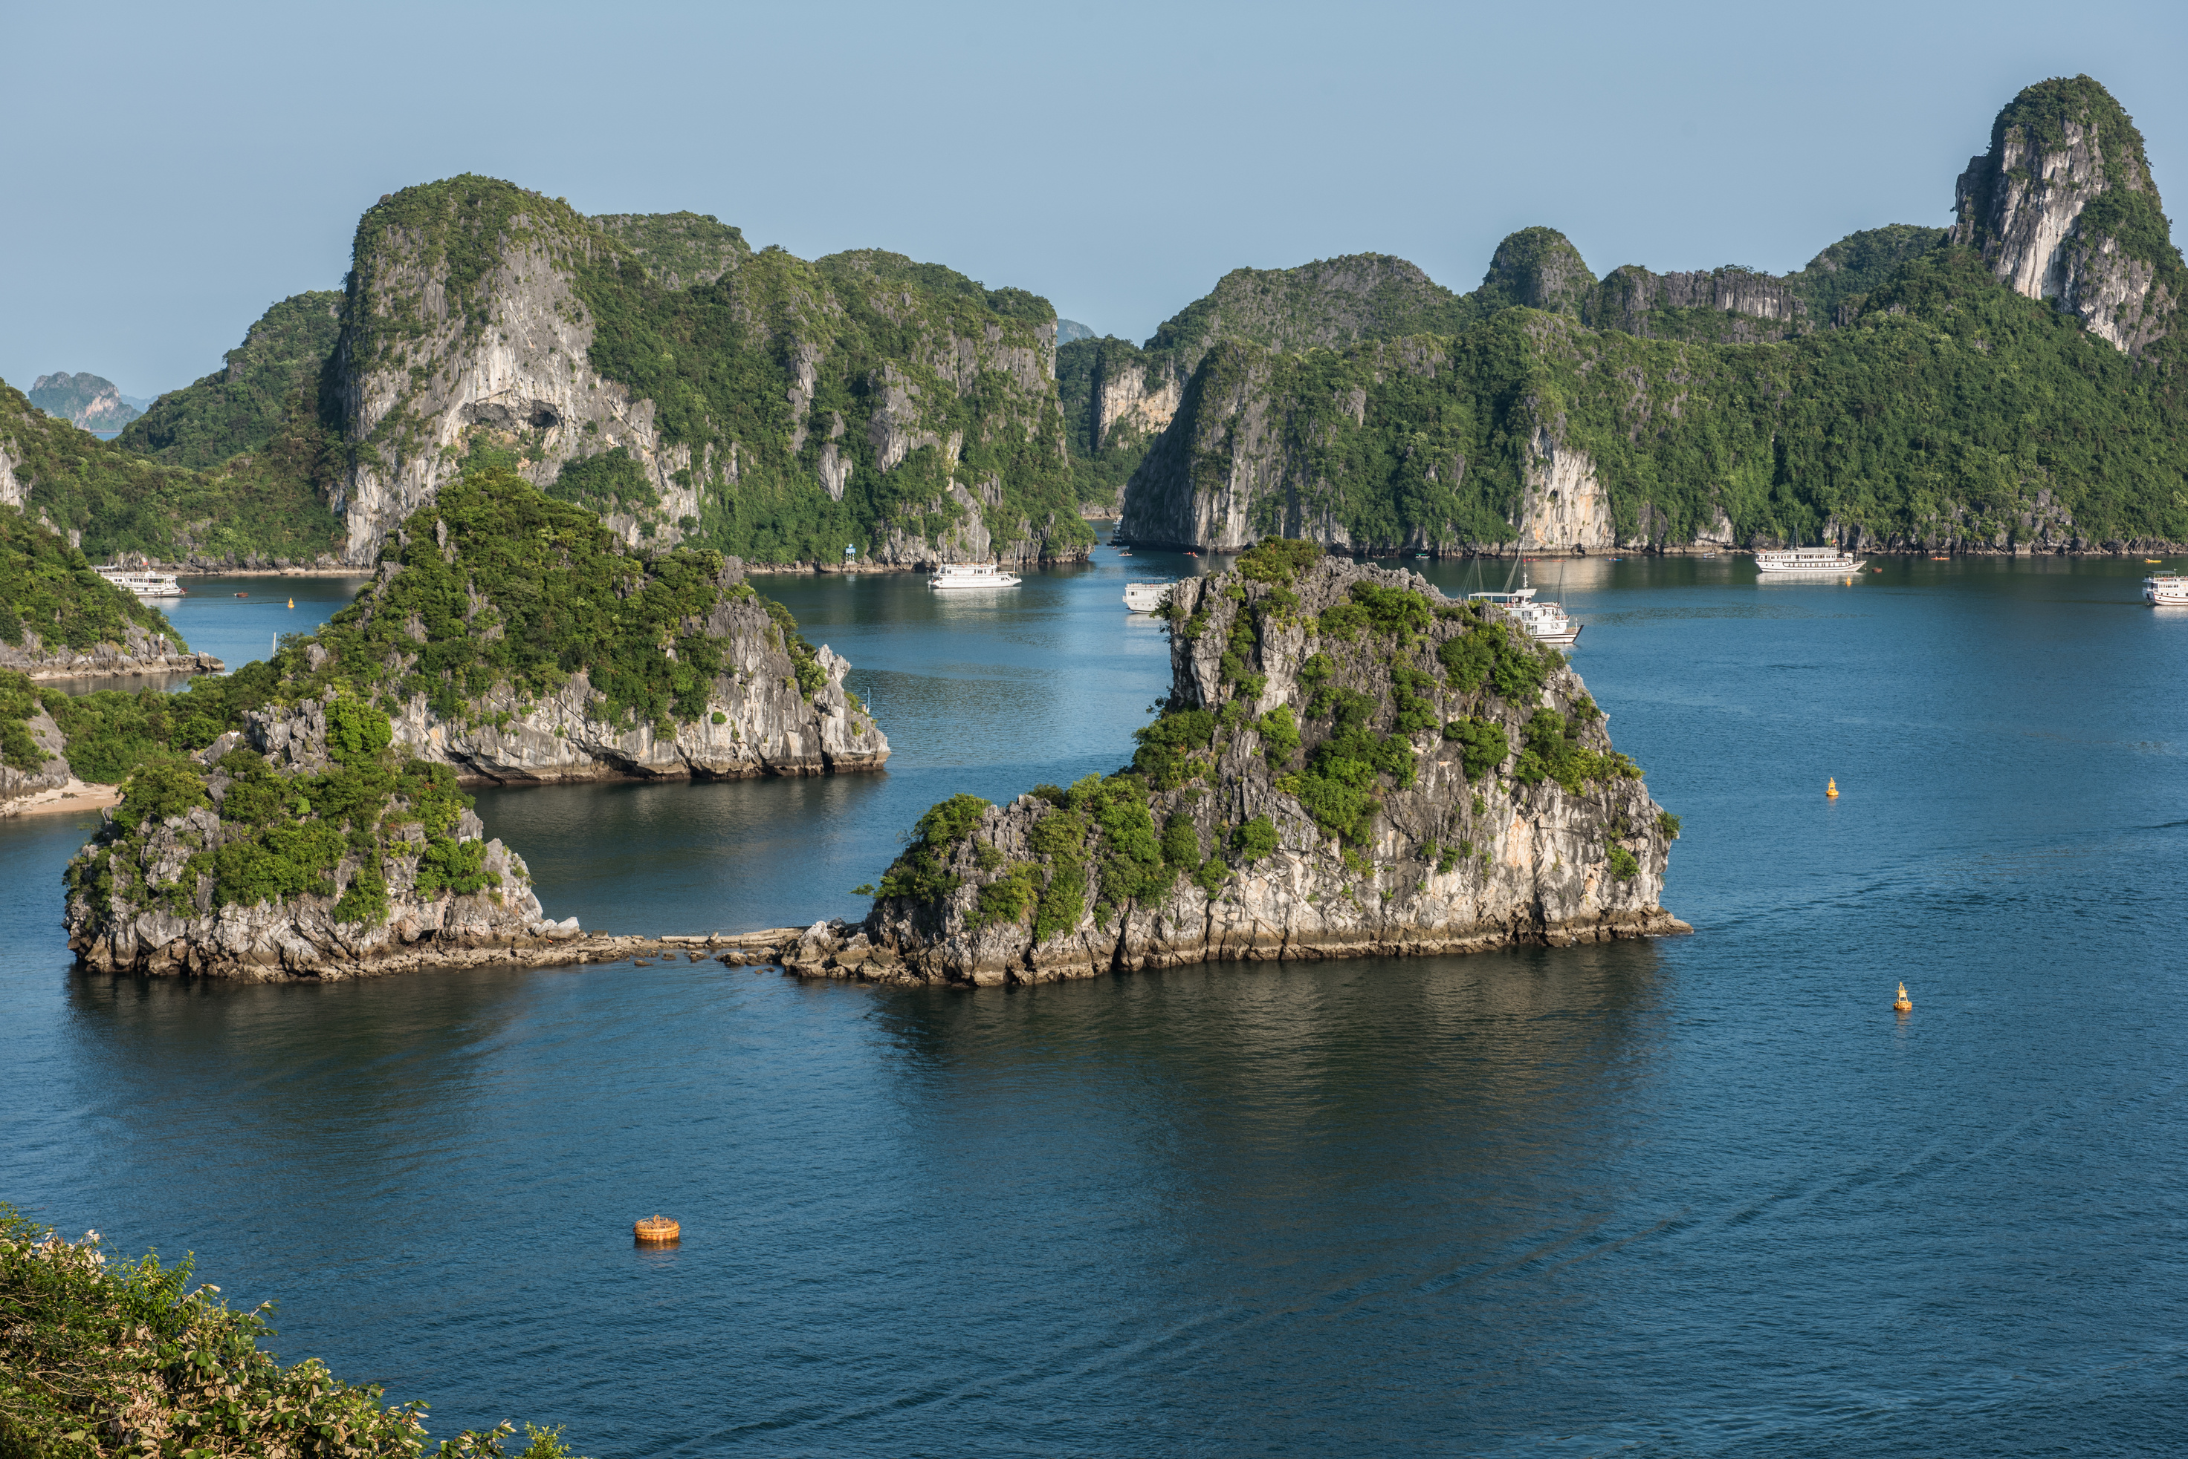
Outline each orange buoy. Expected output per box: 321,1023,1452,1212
1892,982,1913,1013
1826,777,1839,799
633,1214,681,1244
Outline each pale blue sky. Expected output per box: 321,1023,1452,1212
5,0,2184,398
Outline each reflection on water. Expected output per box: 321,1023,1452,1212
6,548,2188,1455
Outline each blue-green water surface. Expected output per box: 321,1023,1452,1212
4,549,2186,1456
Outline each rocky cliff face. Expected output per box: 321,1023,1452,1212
789,548,1681,985
0,696,71,812
65,697,557,978
1584,265,1807,342
1951,75,2181,354
332,177,1086,571
0,621,224,682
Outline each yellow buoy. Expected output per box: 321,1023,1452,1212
1826,777,1839,799
1893,982,1913,1013
634,1214,680,1244
287,597,295,609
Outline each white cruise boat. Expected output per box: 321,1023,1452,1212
93,563,185,598
2145,571,2188,606
1468,589,1580,648
929,562,1021,591
1123,580,1173,613
1755,547,1866,575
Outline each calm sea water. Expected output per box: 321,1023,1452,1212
5,549,2187,1456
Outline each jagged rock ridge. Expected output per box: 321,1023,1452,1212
1950,74,2182,354
782,547,1683,985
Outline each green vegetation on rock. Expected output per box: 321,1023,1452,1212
0,1207,584,1458
0,505,186,651
116,291,345,470
1,379,343,564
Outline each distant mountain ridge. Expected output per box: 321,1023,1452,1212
1112,75,2188,556
28,373,141,432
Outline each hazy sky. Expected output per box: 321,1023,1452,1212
5,0,2185,398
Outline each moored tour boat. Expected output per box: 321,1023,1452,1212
93,563,185,598
929,562,1021,591
2145,571,2188,606
1754,547,1867,575
1123,581,1173,613
1468,589,1580,649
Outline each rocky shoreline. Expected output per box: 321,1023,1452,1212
1,622,224,682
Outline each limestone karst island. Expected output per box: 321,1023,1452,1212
6,59,2188,1458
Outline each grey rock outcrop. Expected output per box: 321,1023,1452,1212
0,705,71,812
0,621,225,682
796,554,1683,986
1950,74,2179,354
66,700,553,979
1584,265,1807,342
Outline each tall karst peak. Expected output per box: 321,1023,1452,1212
1950,74,2181,353
1477,227,1596,316
1145,253,1471,372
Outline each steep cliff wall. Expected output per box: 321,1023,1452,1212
1584,265,1808,343
787,547,1681,985
64,696,558,978
333,177,1087,571
1950,75,2183,354
28,374,141,432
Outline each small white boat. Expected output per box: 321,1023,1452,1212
929,562,1021,591
1124,581,1173,613
1468,589,1580,648
1755,547,1866,575
94,563,185,598
2146,572,2188,606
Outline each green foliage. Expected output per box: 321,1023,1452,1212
1391,666,1440,735
1443,716,1511,781
1236,537,1324,586
1256,704,1300,766
300,464,740,729
1346,580,1431,639
1658,810,1683,840
1781,225,1947,321
876,793,990,903
1510,708,1640,794
0,505,187,651
1131,708,1215,789
1231,814,1278,866
0,1209,574,1459
558,210,1094,564
1027,804,1090,941
968,861,1042,931
2,376,344,564
1438,620,1552,700
327,694,394,764
415,835,498,898
39,685,194,783
1,669,48,772
1607,843,1642,879
110,760,210,832
763,599,827,699
546,446,659,514
116,291,345,471
1160,812,1202,867
1069,774,1172,912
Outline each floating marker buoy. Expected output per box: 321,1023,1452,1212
1826,777,1839,799
1893,982,1913,1013
287,597,294,608
634,1214,680,1244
